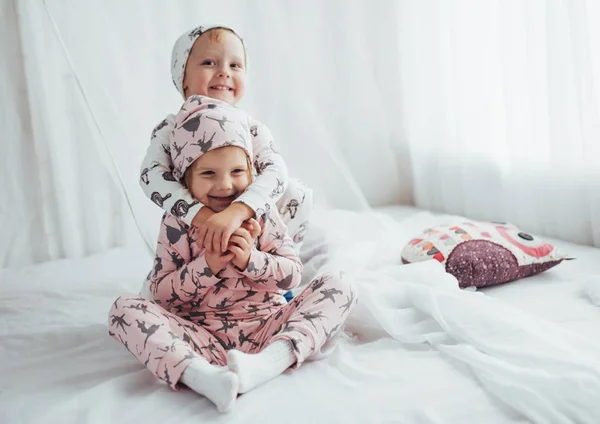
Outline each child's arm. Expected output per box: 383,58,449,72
199,120,290,252
234,120,289,212
140,115,207,225
234,209,302,292
149,214,226,308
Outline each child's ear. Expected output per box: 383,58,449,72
246,155,253,182
183,167,193,189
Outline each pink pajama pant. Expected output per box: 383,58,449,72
108,272,357,389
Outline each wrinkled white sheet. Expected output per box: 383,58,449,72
1,207,600,423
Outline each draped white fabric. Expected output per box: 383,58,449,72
2,0,600,268
396,0,600,247
1,0,142,268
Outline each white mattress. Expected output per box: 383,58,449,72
2,206,600,424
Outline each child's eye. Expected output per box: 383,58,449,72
232,169,246,174
201,60,215,66
231,63,243,69
200,171,214,176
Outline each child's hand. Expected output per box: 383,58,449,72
198,203,254,253
205,249,235,275
241,218,261,239
228,219,261,270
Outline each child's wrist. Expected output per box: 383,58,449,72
205,256,222,275
242,252,252,270
229,202,254,221
193,207,214,226
234,255,251,271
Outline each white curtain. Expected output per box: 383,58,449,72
2,0,142,268
2,0,599,268
396,0,600,247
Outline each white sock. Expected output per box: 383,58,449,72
180,358,239,412
227,339,296,393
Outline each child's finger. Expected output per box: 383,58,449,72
228,246,244,259
243,223,258,239
232,227,252,242
228,235,248,250
221,252,235,262
250,219,261,238
247,218,258,235
221,229,233,253
212,229,223,253
196,225,208,249
209,231,219,253
227,235,241,247
227,241,243,253
203,229,213,252
209,231,218,253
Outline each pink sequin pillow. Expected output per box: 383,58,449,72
401,221,571,288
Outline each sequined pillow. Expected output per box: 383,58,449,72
401,221,571,288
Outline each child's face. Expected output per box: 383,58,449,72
183,30,247,105
185,147,251,213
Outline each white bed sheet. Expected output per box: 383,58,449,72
1,206,600,424
379,206,600,332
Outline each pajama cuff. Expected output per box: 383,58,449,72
157,344,203,391
180,203,204,226
237,250,268,281
269,323,316,370
190,256,225,285
232,197,261,216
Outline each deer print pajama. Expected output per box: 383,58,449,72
108,209,357,390
140,115,313,250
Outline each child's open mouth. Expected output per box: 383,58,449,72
209,85,233,92
209,194,237,203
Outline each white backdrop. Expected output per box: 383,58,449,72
2,0,600,268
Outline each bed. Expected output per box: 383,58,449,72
2,206,600,424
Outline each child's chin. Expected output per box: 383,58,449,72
208,91,234,103
209,202,232,213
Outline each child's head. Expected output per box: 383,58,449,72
171,95,253,213
171,25,247,105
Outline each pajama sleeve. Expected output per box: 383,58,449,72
139,115,204,225
237,209,302,291
233,119,289,214
149,214,222,308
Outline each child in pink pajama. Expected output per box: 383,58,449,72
109,97,357,412
139,24,312,264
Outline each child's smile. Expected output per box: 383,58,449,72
183,30,247,105
185,146,251,213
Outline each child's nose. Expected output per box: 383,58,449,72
217,65,231,78
216,176,233,190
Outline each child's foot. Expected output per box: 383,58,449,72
227,339,296,393
180,359,239,412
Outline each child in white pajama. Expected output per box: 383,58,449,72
109,97,357,412
140,25,312,256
